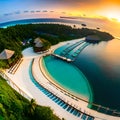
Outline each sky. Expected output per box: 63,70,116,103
1,0,120,22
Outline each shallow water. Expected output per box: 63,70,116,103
42,55,93,102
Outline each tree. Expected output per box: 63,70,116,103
28,99,36,116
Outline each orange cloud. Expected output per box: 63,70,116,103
57,0,120,20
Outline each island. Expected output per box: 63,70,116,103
0,23,114,120
0,23,114,69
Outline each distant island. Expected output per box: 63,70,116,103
0,23,114,69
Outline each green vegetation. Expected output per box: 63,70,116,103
0,23,114,68
33,37,51,52
0,76,60,120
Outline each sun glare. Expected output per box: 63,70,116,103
106,12,120,22
100,7,120,22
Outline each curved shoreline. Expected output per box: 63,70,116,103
39,56,97,107
42,41,93,107
32,55,120,120
71,62,94,107
31,58,96,120
42,55,92,100
3,44,120,120
39,56,86,101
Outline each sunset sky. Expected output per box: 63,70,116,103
0,0,120,22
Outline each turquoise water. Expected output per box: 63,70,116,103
42,55,93,102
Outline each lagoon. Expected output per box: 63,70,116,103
42,55,93,102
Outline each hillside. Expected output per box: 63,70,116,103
0,76,60,120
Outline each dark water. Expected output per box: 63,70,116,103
73,40,120,113
54,39,120,115
0,18,120,115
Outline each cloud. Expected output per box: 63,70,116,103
42,10,48,12
36,10,40,12
15,11,21,14
30,11,35,13
24,10,29,13
1,0,120,20
3,13,13,16
50,11,54,12
61,12,66,14
3,14,9,16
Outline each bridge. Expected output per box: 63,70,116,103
51,53,73,62
52,42,90,62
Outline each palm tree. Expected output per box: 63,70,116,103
28,99,36,116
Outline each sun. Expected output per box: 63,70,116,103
106,12,120,22
100,7,120,22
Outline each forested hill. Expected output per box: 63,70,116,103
0,76,60,120
0,23,114,52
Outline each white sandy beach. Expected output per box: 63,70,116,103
5,39,120,120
